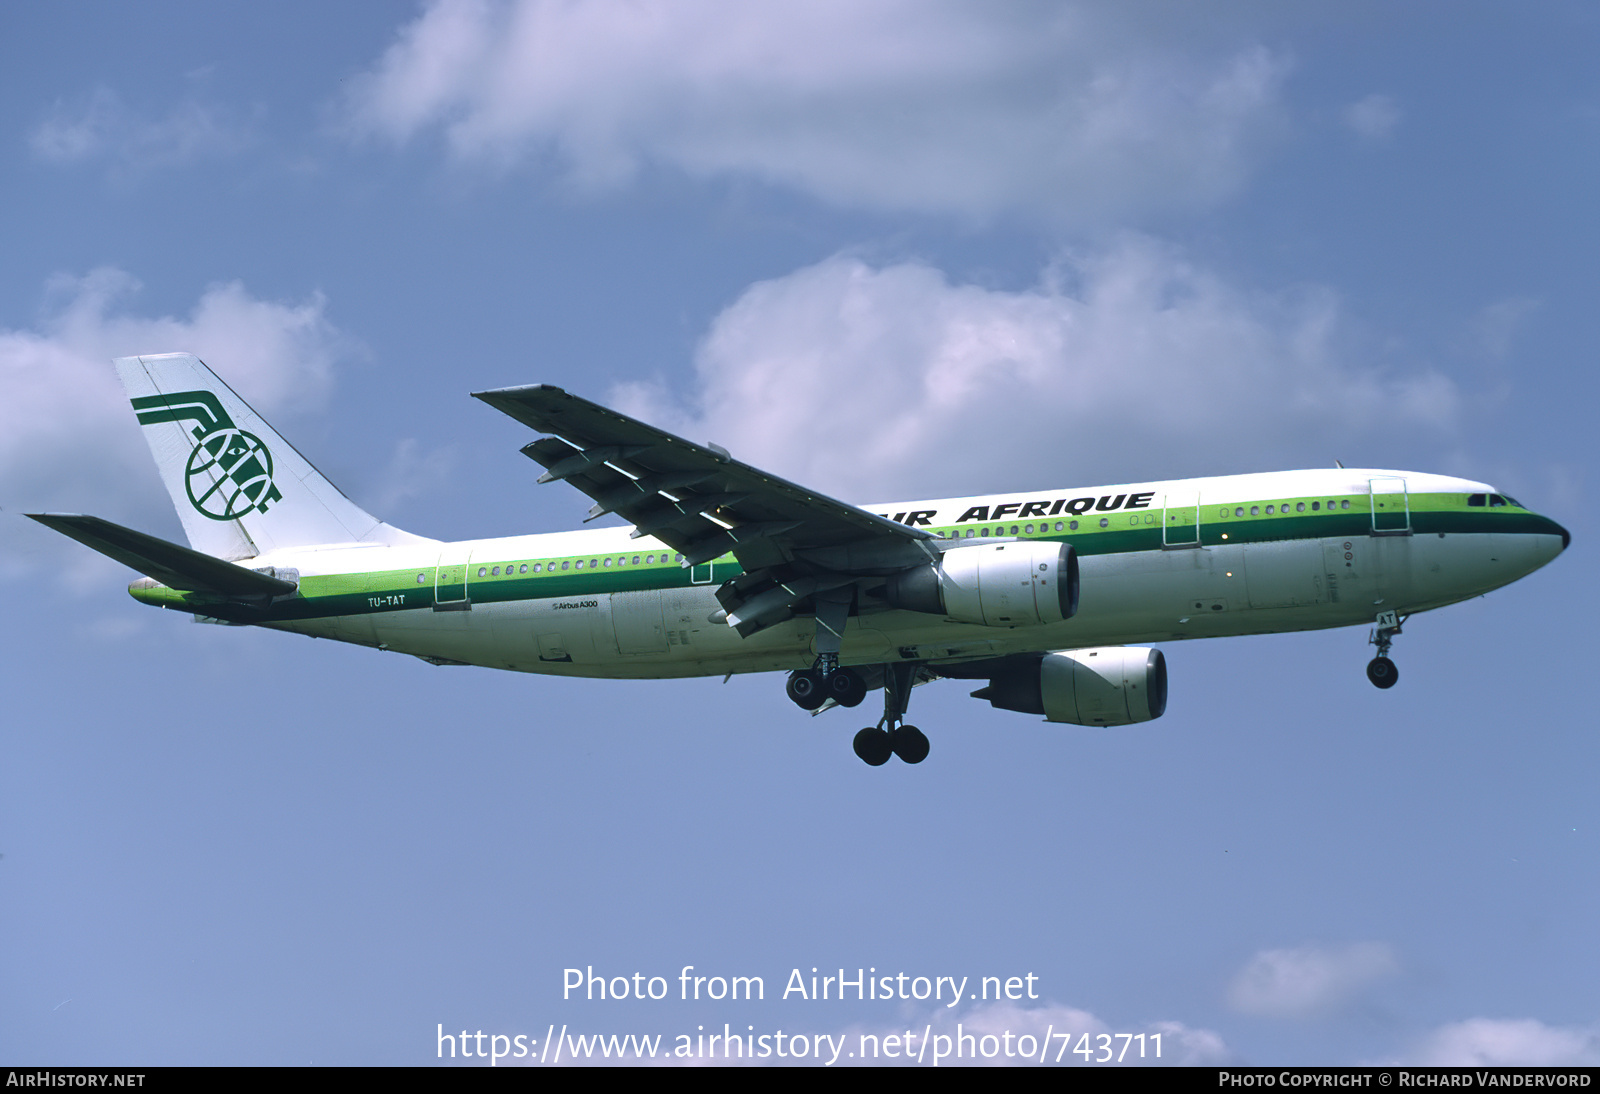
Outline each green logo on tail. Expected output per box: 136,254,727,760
131,391,284,521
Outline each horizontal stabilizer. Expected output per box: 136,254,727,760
26,514,296,596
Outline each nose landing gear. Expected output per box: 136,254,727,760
1366,611,1406,689
1366,656,1398,688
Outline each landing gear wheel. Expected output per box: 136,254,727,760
853,728,892,766
828,669,867,708
787,669,826,710
890,725,930,765
1366,656,1399,689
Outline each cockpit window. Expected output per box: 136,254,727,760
1503,496,1524,508
1489,494,1507,507
1467,494,1486,507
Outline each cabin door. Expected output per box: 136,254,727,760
1162,492,1201,548
1369,477,1411,534
434,544,473,611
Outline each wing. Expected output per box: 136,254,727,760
472,384,936,638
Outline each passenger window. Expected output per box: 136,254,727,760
1341,500,1350,509
604,557,612,567
533,563,542,573
1055,521,1064,531
478,567,487,577
966,529,975,538
416,573,426,584
1068,521,1078,531
561,561,569,571
1009,525,1019,535
520,564,528,574
575,560,584,569
980,528,990,537
1025,524,1034,534
1235,507,1243,517
1266,505,1274,514
1296,502,1305,512
1312,501,1320,511
632,556,641,565
1250,506,1259,516
1099,517,1109,528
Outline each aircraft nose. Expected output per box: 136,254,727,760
1539,514,1570,553
1527,515,1569,566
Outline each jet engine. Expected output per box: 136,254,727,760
883,541,1078,627
971,647,1167,726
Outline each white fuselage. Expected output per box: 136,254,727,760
241,468,1566,679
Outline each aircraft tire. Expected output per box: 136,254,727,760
787,669,826,710
890,725,930,764
828,669,867,708
853,728,893,766
1366,656,1399,689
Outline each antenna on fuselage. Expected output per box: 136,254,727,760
1335,459,1345,468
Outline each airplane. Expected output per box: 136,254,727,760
29,353,1570,766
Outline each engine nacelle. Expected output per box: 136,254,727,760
884,541,1078,627
973,647,1167,726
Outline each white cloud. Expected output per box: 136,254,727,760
1399,1018,1600,1067
366,437,460,516
346,0,1290,223
0,269,348,576
612,241,1460,502
1467,296,1541,361
1227,942,1397,1018
1342,93,1400,141
30,87,249,170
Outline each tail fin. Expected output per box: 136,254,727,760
116,353,431,559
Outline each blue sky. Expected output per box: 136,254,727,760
2,1,1596,1066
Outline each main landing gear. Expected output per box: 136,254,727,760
785,589,929,766
1366,610,1406,689
786,657,867,710
852,661,929,767
785,587,869,711
786,659,925,766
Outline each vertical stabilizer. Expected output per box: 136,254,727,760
116,353,431,558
